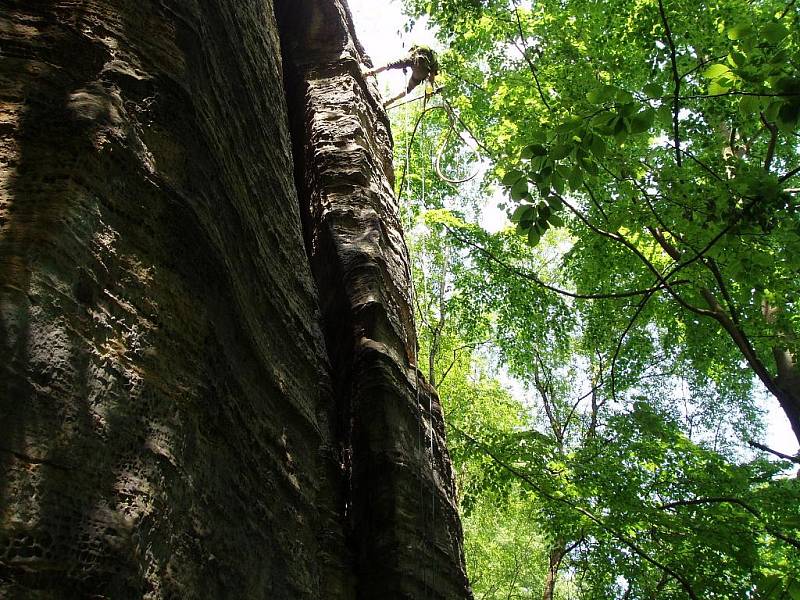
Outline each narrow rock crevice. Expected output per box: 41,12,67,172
276,2,472,598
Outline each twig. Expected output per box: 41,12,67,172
511,3,552,111
679,91,800,100
780,165,800,183
779,0,797,19
761,113,778,171
386,86,444,110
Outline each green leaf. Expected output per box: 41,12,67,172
757,574,784,599
615,89,634,103
548,213,564,227
629,110,655,134
642,83,662,98
551,172,565,195
775,77,800,94
657,104,673,125
777,101,800,132
555,117,583,134
566,166,583,187
510,178,529,200
765,100,782,121
510,204,535,223
788,579,800,600
613,117,628,143
527,227,541,245
619,102,638,117
727,24,754,40
703,63,731,79
520,144,547,159
708,80,730,95
739,94,760,115
502,169,524,186
728,51,747,68
589,134,606,159
550,144,570,160
586,85,616,104
582,157,598,176
546,195,564,210
761,22,788,44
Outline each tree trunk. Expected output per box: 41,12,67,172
542,542,566,600
773,347,800,446
0,0,471,597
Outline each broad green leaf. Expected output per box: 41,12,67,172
727,24,754,40
629,110,655,134
765,100,782,121
777,101,800,132
586,85,616,104
510,178,529,200
728,51,747,67
708,80,730,95
550,144,570,160
642,83,662,98
510,204,535,223
704,63,731,79
589,134,606,159
502,169,524,186
521,144,547,159
739,94,760,115
551,172,565,195
788,579,800,600
761,22,788,44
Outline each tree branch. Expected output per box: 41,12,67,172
444,225,688,300
761,113,778,171
510,3,552,111
780,165,800,183
658,496,800,550
747,439,800,464
658,0,682,167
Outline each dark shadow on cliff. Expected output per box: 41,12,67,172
0,3,155,595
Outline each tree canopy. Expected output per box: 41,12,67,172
383,0,800,596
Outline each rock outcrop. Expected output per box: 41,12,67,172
0,0,470,598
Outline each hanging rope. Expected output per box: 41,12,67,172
396,99,481,203
399,89,478,598
434,102,481,185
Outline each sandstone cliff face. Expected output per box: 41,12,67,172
0,0,469,598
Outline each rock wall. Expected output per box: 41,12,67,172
277,2,470,598
0,0,470,597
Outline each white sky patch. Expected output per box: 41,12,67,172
761,390,799,456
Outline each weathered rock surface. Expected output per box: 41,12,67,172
277,2,470,598
0,0,470,597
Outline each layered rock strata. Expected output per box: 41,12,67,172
0,0,470,597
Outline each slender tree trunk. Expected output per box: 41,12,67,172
542,542,566,600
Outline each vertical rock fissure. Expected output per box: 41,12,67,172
276,1,472,598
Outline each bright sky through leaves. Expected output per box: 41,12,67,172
345,0,798,457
